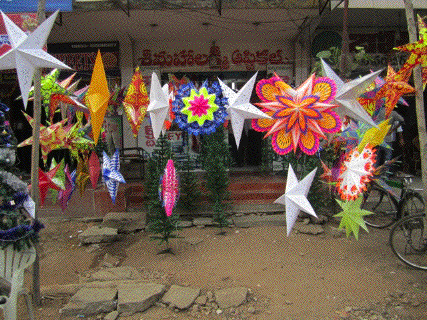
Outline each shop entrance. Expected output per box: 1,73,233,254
162,71,267,168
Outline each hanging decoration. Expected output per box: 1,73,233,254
147,72,170,140
334,196,373,239
274,164,317,236
57,165,76,212
38,163,64,206
86,50,110,145
357,119,390,152
102,150,126,204
0,10,71,108
320,59,381,127
218,72,271,148
173,81,227,135
252,73,341,155
336,145,376,201
122,67,150,137
88,151,100,189
159,159,179,217
76,154,91,196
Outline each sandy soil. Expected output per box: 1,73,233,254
18,216,427,320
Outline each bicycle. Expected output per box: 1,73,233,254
361,173,425,228
389,213,427,270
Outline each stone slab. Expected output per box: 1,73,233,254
193,217,214,226
214,287,248,309
232,214,286,228
83,266,142,282
293,222,324,235
117,283,166,315
161,285,200,310
101,211,146,233
60,287,117,316
78,226,120,244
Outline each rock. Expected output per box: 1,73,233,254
195,295,207,305
247,306,256,314
85,266,142,282
161,285,200,310
330,227,346,238
312,214,329,225
60,287,117,316
117,283,166,315
214,287,248,309
303,218,310,225
86,244,101,253
232,214,286,228
104,310,119,320
184,237,204,245
41,283,82,297
78,226,120,244
193,217,214,227
178,220,193,228
207,291,215,302
101,212,146,233
293,223,324,235
101,253,121,268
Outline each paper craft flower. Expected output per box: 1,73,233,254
103,150,125,204
159,159,179,217
252,73,341,155
336,145,376,201
122,67,149,137
173,81,227,135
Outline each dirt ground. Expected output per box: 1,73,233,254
22,215,427,320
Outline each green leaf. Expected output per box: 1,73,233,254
334,196,373,240
316,51,332,59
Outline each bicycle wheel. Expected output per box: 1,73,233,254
362,186,399,228
389,214,427,270
401,193,425,217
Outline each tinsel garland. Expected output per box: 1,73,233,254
0,220,44,243
0,191,28,211
0,170,28,193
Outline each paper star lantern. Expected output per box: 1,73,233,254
373,66,415,118
57,165,76,212
336,145,376,201
147,72,170,140
86,50,110,145
103,150,125,204
76,154,91,196
0,11,71,108
319,160,340,183
38,162,64,206
274,164,317,236
252,73,341,155
173,81,228,135
218,72,271,148
321,59,381,127
122,67,149,137
17,112,68,164
88,151,100,189
334,196,373,239
357,119,390,152
47,158,65,203
160,159,179,217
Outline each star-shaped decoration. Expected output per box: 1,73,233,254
357,119,390,152
147,72,170,140
103,150,125,203
181,87,218,125
373,65,415,118
334,196,373,239
218,72,271,148
86,50,110,145
76,154,91,196
321,59,381,127
38,162,64,206
274,164,317,236
58,164,76,212
160,159,179,217
88,151,100,189
0,11,71,108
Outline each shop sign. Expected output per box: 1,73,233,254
137,48,290,70
48,41,120,71
0,0,72,13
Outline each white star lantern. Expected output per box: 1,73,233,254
321,59,381,127
218,72,271,148
147,72,170,140
274,164,317,236
0,10,71,108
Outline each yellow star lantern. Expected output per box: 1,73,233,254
86,50,110,144
357,119,390,152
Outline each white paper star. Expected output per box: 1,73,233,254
147,72,170,140
218,72,271,148
274,164,317,236
0,10,71,108
321,59,381,127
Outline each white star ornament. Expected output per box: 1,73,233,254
147,72,170,140
0,10,71,108
218,72,271,148
274,164,317,236
321,59,381,127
